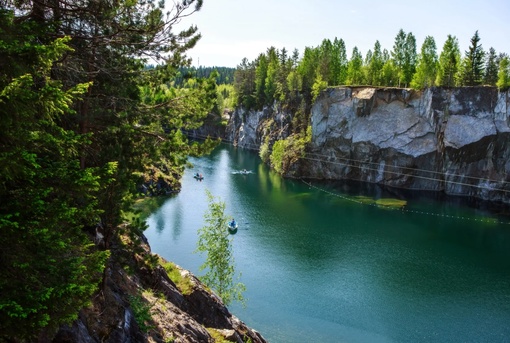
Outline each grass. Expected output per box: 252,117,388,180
206,328,236,343
160,258,194,295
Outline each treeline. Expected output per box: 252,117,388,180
173,66,235,86
234,29,510,114
0,1,217,340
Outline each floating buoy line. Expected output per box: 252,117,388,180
188,132,510,225
301,179,510,226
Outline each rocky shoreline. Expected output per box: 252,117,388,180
53,231,266,343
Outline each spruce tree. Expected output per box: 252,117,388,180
459,30,486,86
484,47,499,86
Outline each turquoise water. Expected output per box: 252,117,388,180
144,145,510,343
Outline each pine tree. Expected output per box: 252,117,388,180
458,30,486,86
402,32,417,87
484,47,499,85
367,40,384,86
0,18,108,339
332,37,348,85
391,29,407,87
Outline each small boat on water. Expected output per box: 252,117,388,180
228,219,238,233
193,172,204,180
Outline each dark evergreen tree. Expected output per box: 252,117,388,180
484,47,498,86
458,30,486,86
233,57,256,108
367,40,384,86
391,29,407,87
333,37,348,85
402,32,417,87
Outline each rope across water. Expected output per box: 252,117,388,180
300,179,510,226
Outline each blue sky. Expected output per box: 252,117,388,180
174,0,510,68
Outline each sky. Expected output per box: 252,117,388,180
172,0,510,68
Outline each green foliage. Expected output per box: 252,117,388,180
411,36,438,89
458,31,486,86
346,47,364,85
484,47,499,86
217,84,236,112
436,35,461,87
259,136,271,163
270,139,287,174
390,29,417,87
173,66,235,86
195,191,245,306
311,74,328,102
0,15,108,339
128,293,154,333
0,0,211,340
497,57,510,89
367,40,384,86
270,127,311,175
160,259,194,295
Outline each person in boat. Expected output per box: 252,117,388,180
229,218,237,228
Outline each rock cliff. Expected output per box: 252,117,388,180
226,86,510,204
53,232,266,343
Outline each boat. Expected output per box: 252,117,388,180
228,220,238,233
193,173,204,180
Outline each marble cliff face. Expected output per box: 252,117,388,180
226,86,510,203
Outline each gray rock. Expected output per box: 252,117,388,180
227,86,510,203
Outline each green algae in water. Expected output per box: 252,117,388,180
352,195,376,205
375,198,407,209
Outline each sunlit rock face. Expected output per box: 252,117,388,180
304,86,510,203
224,86,510,203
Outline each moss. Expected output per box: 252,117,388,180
206,328,237,343
160,258,194,295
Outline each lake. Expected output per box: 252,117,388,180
144,144,510,343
